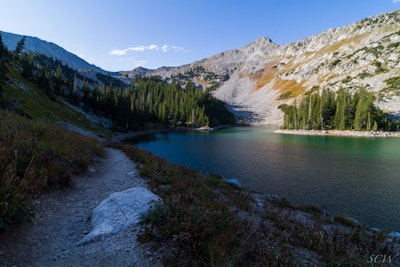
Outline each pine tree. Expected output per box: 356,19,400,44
354,88,373,131
280,87,391,131
0,34,9,105
14,37,25,58
334,88,348,130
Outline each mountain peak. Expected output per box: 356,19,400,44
240,36,280,58
254,36,274,44
248,36,278,49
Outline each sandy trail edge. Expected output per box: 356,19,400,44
0,147,162,267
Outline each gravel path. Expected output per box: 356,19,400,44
0,147,163,267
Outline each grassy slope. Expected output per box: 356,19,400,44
3,69,112,138
0,71,106,230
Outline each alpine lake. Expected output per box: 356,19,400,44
129,126,400,232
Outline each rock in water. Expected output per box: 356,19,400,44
77,187,160,245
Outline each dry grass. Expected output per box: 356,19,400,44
252,66,278,91
274,78,305,100
0,110,103,230
110,142,252,266
241,60,305,101
111,142,398,266
243,60,281,92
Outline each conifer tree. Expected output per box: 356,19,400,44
14,37,25,58
280,87,392,131
0,34,9,92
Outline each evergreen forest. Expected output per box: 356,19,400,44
81,76,235,130
278,87,399,131
0,34,235,131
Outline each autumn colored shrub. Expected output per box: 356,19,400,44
0,110,103,230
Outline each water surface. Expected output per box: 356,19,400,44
131,127,400,231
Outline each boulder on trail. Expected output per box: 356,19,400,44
78,187,160,245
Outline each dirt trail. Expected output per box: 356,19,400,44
0,147,162,267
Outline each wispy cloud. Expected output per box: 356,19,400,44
109,44,184,55
109,49,129,55
394,0,400,3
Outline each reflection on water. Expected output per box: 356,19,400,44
131,127,400,231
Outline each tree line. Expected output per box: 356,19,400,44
0,34,26,107
0,34,235,130
81,76,235,130
278,87,399,131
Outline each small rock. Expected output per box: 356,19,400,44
370,227,381,233
145,251,153,256
82,230,89,234
388,231,400,241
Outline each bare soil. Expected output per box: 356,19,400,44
0,147,163,267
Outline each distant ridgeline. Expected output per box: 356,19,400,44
278,87,400,131
0,34,235,130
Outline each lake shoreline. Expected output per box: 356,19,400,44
110,123,248,142
275,129,400,137
124,126,400,231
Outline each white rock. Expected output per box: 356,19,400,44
388,231,400,242
77,187,160,245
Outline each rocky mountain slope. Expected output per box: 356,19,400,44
0,30,115,89
4,10,400,126
1,31,108,74
124,10,400,125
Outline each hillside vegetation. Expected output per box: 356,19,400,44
0,35,108,230
0,33,235,230
0,110,103,230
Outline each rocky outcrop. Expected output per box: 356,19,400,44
124,10,400,125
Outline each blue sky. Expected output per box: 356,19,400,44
0,0,399,71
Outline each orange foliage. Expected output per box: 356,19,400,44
274,79,305,99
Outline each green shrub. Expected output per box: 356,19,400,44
279,91,292,100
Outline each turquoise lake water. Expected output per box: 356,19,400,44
131,127,400,231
